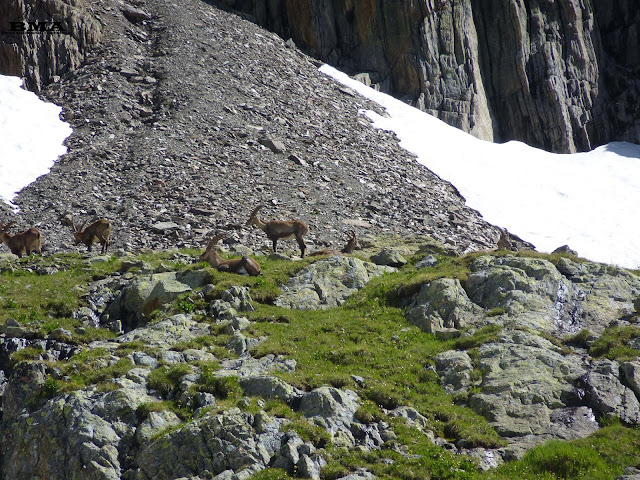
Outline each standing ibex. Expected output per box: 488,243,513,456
246,205,309,257
0,221,42,258
200,233,261,276
70,218,112,253
310,230,358,256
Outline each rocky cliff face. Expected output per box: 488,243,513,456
0,0,100,91
229,0,640,153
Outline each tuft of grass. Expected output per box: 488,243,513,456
452,325,503,351
136,400,192,421
250,469,291,480
589,326,640,360
193,363,241,400
565,329,592,349
354,400,385,424
477,419,640,479
147,364,193,397
486,307,506,317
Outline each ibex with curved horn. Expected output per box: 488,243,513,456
70,218,112,253
0,221,42,258
246,205,309,257
200,233,261,276
310,230,358,256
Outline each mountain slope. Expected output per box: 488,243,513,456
1,0,512,256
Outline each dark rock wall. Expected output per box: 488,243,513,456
0,0,100,91
229,0,640,153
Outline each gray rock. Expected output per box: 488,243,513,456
109,272,192,323
552,245,578,256
579,359,640,425
435,350,475,395
370,249,407,267
406,277,484,334
135,409,285,479
415,255,438,269
116,314,209,350
259,137,286,153
299,387,355,420
275,257,394,310
469,329,586,437
621,361,640,398
238,375,304,406
151,222,180,233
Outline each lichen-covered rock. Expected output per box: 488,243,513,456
469,329,585,437
2,378,156,480
239,375,305,406
108,272,192,325
555,258,640,336
578,359,640,425
275,257,394,310
406,278,483,334
465,256,568,331
114,314,210,350
135,408,287,479
435,350,475,395
370,249,407,267
299,386,360,447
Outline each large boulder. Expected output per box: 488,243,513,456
468,329,586,437
2,377,155,480
465,255,569,331
555,258,640,336
299,386,360,447
275,257,394,310
578,359,640,425
114,314,210,350
406,278,484,335
435,350,475,395
135,408,286,479
107,271,210,328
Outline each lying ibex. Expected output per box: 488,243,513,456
0,221,42,258
310,230,358,256
200,233,261,276
70,218,112,253
246,205,309,257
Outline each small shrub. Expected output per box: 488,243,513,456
486,307,507,317
176,299,196,313
42,376,61,399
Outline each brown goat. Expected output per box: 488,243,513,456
0,221,42,258
310,230,359,257
71,218,112,253
200,233,261,276
246,205,309,257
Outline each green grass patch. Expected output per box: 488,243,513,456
147,363,193,397
477,419,640,479
589,326,640,360
246,299,501,447
452,325,503,351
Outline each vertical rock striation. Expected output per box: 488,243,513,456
230,0,640,153
0,0,100,91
